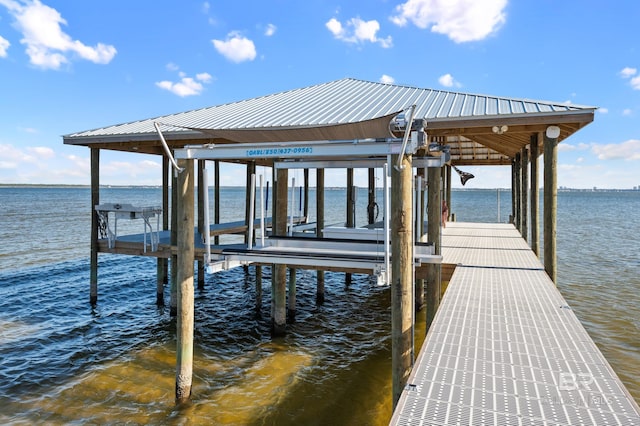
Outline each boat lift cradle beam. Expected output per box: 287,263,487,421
174,134,430,162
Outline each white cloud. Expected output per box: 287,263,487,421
0,35,9,57
166,62,180,71
380,74,395,84
391,0,507,43
326,17,392,48
598,107,609,114
620,67,637,78
202,1,210,14
27,146,54,158
212,32,256,63
1,0,116,69
591,139,640,161
438,73,461,88
265,23,277,37
620,66,640,90
623,108,633,116
156,71,212,97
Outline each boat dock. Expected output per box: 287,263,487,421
391,222,640,425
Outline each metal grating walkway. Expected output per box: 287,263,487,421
391,222,640,425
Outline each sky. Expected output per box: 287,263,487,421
0,0,639,189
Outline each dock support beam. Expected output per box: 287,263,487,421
391,154,413,409
530,134,540,256
426,165,442,332
544,132,558,283
175,159,195,404
367,168,376,224
90,148,99,305
316,168,325,305
272,168,288,336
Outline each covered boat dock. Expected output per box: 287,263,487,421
64,78,607,414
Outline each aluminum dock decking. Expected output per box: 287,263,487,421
391,222,640,426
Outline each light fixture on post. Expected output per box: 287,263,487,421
492,125,508,135
546,125,561,139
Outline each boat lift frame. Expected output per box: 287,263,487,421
174,132,448,285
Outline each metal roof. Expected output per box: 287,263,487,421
63,78,596,164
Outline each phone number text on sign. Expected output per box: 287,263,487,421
246,147,313,157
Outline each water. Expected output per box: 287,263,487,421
0,186,638,424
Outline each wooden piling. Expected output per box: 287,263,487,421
170,166,178,316
272,168,288,336
90,148,99,305
197,160,205,290
391,154,413,409
288,268,296,322
345,168,355,286
214,160,220,246
415,167,426,312
514,152,521,234
426,165,442,332
530,134,540,256
521,147,529,243
445,165,452,219
175,159,195,404
543,133,558,283
367,168,376,224
316,168,325,305
255,265,262,313
157,157,169,306
303,168,309,220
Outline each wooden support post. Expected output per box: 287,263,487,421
303,168,310,221
214,160,220,246
272,168,288,336
530,134,540,256
197,160,205,290
175,159,195,404
255,265,262,314
521,147,529,243
367,168,376,224
316,168,325,305
415,167,426,312
157,158,169,306
288,268,296,322
445,165,452,220
170,166,178,316
510,161,516,224
345,168,355,286
514,152,521,234
90,148,99,305
391,154,413,409
544,132,558,283
426,166,442,332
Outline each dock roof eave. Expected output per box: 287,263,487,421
62,78,596,165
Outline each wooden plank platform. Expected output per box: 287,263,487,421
391,222,640,425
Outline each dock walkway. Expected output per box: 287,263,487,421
391,222,640,425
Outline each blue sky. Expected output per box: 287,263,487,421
0,0,638,189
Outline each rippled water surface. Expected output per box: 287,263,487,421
0,187,638,424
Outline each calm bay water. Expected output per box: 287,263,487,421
0,186,638,424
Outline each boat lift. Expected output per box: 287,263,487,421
174,130,448,285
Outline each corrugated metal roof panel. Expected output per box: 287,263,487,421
64,78,596,141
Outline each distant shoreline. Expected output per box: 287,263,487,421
1,183,638,192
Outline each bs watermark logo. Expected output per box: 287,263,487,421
559,372,594,391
